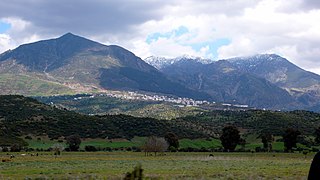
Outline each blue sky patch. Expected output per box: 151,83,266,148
146,26,189,44
146,26,230,59
0,21,11,33
190,38,231,59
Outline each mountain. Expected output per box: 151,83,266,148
226,54,320,108
0,33,208,99
155,54,320,110
2,33,320,110
144,55,212,70
158,57,295,109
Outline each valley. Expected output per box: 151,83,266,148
1,33,320,179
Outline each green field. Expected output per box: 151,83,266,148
25,137,311,152
0,152,313,179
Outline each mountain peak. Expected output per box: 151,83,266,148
57,32,92,42
61,32,75,37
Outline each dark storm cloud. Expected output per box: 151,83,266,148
0,0,169,35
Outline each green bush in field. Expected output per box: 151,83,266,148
124,164,143,180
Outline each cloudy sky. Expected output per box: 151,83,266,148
1,0,320,73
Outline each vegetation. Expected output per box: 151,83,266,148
179,110,320,136
260,133,274,152
0,152,313,179
2,95,320,154
0,73,74,96
66,135,81,151
220,126,240,152
35,94,203,119
143,136,168,156
315,127,320,145
283,128,301,152
0,95,208,147
164,132,179,150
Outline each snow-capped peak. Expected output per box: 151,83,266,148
144,55,213,70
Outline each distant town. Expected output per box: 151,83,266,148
73,90,250,109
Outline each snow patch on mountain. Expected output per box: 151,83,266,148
144,55,212,70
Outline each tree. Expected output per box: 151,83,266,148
66,135,81,151
315,127,320,145
143,136,168,156
283,128,300,152
164,132,179,151
220,125,240,152
260,133,274,152
51,143,65,157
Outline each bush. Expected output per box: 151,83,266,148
2,147,9,152
168,146,177,152
104,147,113,152
131,146,141,152
25,136,32,140
124,164,143,180
85,145,98,152
255,147,263,152
10,144,22,152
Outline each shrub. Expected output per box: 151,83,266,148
124,164,143,180
10,144,22,152
1,147,9,152
25,136,32,140
85,145,98,152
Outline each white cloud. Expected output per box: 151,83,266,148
0,34,12,52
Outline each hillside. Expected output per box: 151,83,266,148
35,94,205,119
159,58,294,109
0,33,208,99
149,54,320,110
227,54,320,108
0,95,208,146
2,95,320,147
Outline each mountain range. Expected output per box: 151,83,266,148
0,33,320,111
146,54,320,110
0,33,207,99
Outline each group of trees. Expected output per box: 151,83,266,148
54,126,319,153
219,125,320,152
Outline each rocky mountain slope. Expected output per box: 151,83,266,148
0,33,207,99
226,54,320,108
159,58,294,109
146,54,320,110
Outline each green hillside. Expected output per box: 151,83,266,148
0,73,74,96
35,94,204,119
0,95,208,146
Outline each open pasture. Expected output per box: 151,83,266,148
0,152,312,179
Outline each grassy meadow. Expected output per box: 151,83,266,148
0,151,312,179
1,136,316,179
